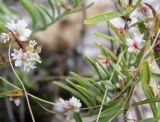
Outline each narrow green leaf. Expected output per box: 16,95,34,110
48,0,55,17
96,43,118,62
73,112,82,122
143,85,158,117
84,11,123,24
141,61,151,85
34,4,48,29
141,61,156,116
139,118,157,122
92,101,123,122
53,82,91,107
132,98,160,106
70,72,102,96
97,61,110,77
94,31,117,43
85,56,103,80
66,79,95,105
20,0,40,29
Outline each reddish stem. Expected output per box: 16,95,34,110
9,30,26,52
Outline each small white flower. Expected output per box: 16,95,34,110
55,97,82,120
11,48,41,72
0,33,10,43
126,33,145,53
116,83,121,88
9,96,20,106
6,19,31,41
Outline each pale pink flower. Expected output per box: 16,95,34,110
55,97,82,120
126,33,145,53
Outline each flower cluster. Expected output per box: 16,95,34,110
55,97,82,120
126,33,145,53
11,41,41,72
9,89,24,106
6,19,31,42
1,19,41,72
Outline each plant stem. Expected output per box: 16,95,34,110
96,50,126,122
8,42,35,122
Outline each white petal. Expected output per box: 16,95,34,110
14,98,20,106
126,38,134,46
24,29,31,38
15,60,22,67
128,47,135,52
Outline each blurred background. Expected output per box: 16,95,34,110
0,0,159,122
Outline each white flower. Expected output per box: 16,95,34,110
11,48,41,72
55,97,82,120
6,19,31,41
0,33,10,43
9,96,20,106
126,33,145,53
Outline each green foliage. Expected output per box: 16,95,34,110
0,0,16,32
92,101,123,122
54,0,160,121
141,61,158,117
0,0,93,32
139,118,157,122
84,11,123,25
20,0,93,31
73,112,83,122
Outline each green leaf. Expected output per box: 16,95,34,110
73,112,82,122
85,56,103,80
66,79,95,105
20,0,90,31
70,72,103,96
143,85,158,117
72,0,80,7
53,82,91,107
0,89,23,98
34,4,48,29
94,31,117,43
20,0,40,30
97,61,110,77
132,97,160,106
92,101,123,122
0,90,13,98
96,43,118,62
141,61,151,85
84,11,123,24
138,22,147,33
139,118,157,122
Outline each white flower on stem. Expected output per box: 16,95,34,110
11,46,41,72
0,33,11,43
55,97,82,120
9,96,20,106
6,19,31,41
126,33,145,53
